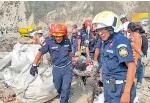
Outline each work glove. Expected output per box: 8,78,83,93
30,64,38,76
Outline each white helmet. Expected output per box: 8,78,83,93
38,30,43,34
120,15,127,21
92,11,122,33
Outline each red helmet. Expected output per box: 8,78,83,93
84,19,92,28
50,24,67,36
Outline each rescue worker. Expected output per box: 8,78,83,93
84,26,99,60
71,28,78,55
72,24,77,29
30,24,73,103
120,15,130,36
77,19,92,58
92,11,136,103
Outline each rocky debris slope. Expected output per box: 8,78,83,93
1,1,150,32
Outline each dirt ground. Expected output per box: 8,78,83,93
51,77,95,103
0,77,150,103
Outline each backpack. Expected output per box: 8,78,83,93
141,35,148,56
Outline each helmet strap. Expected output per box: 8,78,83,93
106,26,114,34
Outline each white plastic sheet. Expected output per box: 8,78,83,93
10,43,41,72
0,42,57,103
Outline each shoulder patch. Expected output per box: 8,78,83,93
119,47,128,57
117,44,127,49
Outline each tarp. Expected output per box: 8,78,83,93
0,43,57,103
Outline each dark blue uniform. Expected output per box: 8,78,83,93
100,32,136,103
77,27,88,46
71,36,78,55
88,38,97,59
39,37,72,103
84,35,98,59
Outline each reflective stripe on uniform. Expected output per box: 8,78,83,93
106,80,126,84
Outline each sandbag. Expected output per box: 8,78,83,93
10,43,41,72
3,64,57,103
1,43,57,103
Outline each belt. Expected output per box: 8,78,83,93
53,61,71,69
106,80,126,84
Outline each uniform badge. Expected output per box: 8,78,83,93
109,42,113,48
119,47,128,57
117,44,127,48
